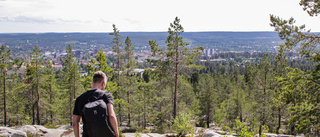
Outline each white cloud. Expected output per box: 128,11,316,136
0,15,91,25
0,0,320,32
0,16,55,23
100,19,111,24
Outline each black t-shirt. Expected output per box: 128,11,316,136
73,89,114,137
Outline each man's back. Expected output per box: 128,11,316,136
73,71,119,137
73,89,115,137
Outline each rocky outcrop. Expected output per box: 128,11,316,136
18,125,37,135
0,125,303,137
1,125,75,137
0,127,27,137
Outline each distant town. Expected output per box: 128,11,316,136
1,32,298,75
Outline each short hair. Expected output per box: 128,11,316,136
92,71,107,84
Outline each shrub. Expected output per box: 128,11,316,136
134,131,141,137
172,112,195,137
234,118,254,137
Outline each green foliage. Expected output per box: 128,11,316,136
212,108,223,127
43,124,59,129
149,17,204,121
29,45,44,125
222,126,231,133
134,131,142,137
119,131,124,137
270,1,320,135
124,36,136,71
299,0,320,16
27,132,35,137
0,44,12,126
196,74,217,128
110,24,123,79
58,45,83,124
234,118,254,137
172,112,194,137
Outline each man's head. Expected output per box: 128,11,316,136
92,71,108,90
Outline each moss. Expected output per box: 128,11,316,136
43,125,59,129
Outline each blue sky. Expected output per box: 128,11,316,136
0,0,319,33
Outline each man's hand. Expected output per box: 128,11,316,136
73,115,81,137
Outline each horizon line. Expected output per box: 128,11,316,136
0,31,282,34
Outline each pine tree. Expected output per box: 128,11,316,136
43,59,56,125
0,45,11,126
136,81,153,129
149,17,203,119
82,50,115,91
62,44,81,125
198,74,217,128
255,54,274,136
30,45,43,125
7,72,26,125
124,36,136,73
25,59,36,124
270,1,320,135
95,50,114,75
123,36,136,126
110,24,124,124
4,57,23,125
273,44,287,134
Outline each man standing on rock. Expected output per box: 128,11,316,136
73,71,119,137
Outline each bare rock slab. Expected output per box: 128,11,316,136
0,127,27,137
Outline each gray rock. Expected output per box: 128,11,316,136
146,133,164,137
0,127,27,137
57,129,74,137
57,125,74,130
123,133,148,137
19,125,48,136
19,125,37,135
204,133,215,137
254,133,299,137
123,133,168,137
19,125,72,137
120,126,137,132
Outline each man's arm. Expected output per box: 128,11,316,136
107,103,119,137
73,115,81,137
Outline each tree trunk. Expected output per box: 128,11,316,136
74,74,76,99
127,89,131,126
117,45,122,125
32,86,35,125
3,71,7,126
173,45,179,120
159,79,163,127
36,83,40,124
206,105,210,128
290,117,295,135
276,107,281,134
50,83,53,125
240,106,243,122
70,87,72,126
290,103,296,135
143,90,146,129
259,124,262,137
36,61,40,125
290,124,295,135
36,99,40,125
138,113,140,127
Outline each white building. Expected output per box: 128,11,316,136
202,49,214,56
